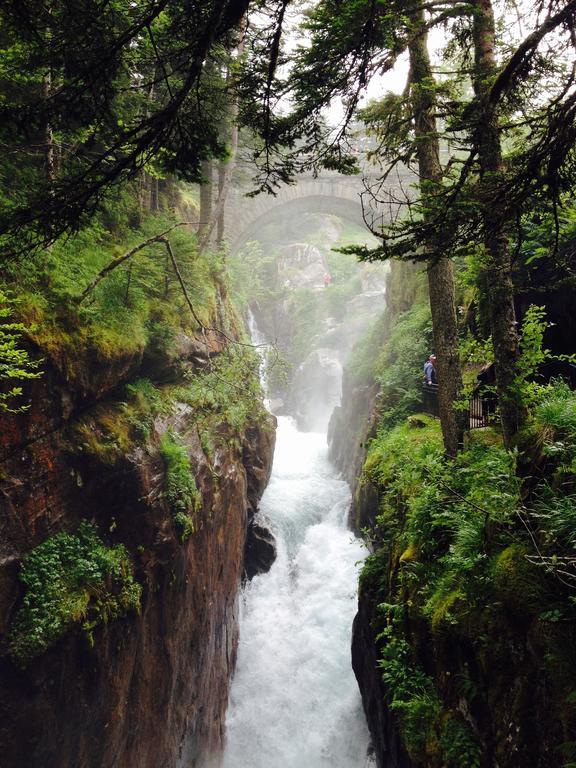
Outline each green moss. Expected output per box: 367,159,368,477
426,584,468,633
493,544,546,616
72,404,135,464
5,186,225,386
69,379,174,463
9,521,141,667
159,431,201,541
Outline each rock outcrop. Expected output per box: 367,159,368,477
0,327,275,768
352,596,416,768
244,517,277,580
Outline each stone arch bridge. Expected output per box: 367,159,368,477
226,168,414,253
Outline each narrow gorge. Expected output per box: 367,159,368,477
2,2,576,767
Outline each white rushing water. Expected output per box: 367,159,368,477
220,416,372,768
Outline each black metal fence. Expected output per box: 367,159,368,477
422,383,439,418
422,384,494,429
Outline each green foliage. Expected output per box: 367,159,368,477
9,521,141,667
439,717,482,768
227,241,277,313
512,305,551,409
323,275,363,320
373,302,433,427
535,379,576,445
0,0,243,251
124,378,172,441
529,379,576,478
367,418,521,623
377,604,442,759
175,345,267,433
4,190,222,380
376,601,481,765
159,431,201,541
0,290,42,411
362,376,576,763
282,288,321,365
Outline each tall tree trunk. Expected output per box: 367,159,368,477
197,158,213,240
408,8,464,456
150,175,159,212
206,33,244,250
42,71,56,185
471,0,523,447
216,159,227,244
209,113,238,249
42,6,56,188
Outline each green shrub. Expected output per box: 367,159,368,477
440,716,482,768
536,379,576,435
534,379,576,474
378,604,443,759
0,290,42,412
374,302,434,426
159,431,201,541
174,344,267,433
9,521,141,666
531,491,576,551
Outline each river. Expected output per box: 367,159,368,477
219,415,372,768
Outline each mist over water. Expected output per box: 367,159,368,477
220,417,372,768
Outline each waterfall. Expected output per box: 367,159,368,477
217,315,373,768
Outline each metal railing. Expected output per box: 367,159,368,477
422,384,494,429
422,382,440,418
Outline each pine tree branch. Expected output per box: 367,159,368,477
78,223,193,302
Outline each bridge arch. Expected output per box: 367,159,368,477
226,170,414,252
227,177,368,253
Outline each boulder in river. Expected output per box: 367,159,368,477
244,517,277,579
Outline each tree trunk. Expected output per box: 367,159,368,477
150,175,159,212
472,0,523,446
208,35,243,250
216,159,227,244
408,9,464,456
197,158,213,239
42,72,56,185
209,112,238,249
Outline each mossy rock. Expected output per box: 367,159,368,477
493,544,546,617
399,541,419,563
426,586,468,634
408,415,428,429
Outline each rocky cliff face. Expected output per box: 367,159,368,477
352,592,417,768
0,325,275,768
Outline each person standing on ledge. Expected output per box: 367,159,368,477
424,354,437,385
